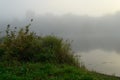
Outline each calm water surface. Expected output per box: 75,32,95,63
77,49,120,76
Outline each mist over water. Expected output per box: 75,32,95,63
1,13,120,76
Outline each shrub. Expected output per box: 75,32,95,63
0,24,42,62
0,23,79,66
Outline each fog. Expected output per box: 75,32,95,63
1,12,120,53
1,0,120,17
1,0,120,77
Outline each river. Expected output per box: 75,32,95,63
76,49,120,77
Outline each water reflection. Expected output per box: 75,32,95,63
76,49,120,76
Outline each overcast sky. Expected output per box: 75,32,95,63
1,0,120,53
1,0,120,19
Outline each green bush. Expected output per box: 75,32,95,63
0,24,78,66
0,25,41,62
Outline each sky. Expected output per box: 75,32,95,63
1,0,120,19
1,0,120,53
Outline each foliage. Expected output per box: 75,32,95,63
0,23,118,80
0,24,78,66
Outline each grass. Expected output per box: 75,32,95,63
0,23,119,80
0,63,119,80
